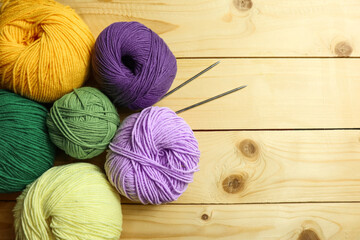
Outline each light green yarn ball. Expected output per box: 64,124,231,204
14,163,123,240
47,87,120,159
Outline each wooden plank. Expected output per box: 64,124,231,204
156,58,360,130
177,130,360,203
2,130,360,204
121,203,360,240
0,202,15,240
2,201,360,239
60,0,360,57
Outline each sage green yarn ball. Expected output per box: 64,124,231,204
0,90,55,193
47,87,120,159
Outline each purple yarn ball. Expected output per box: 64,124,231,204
105,106,200,204
92,22,177,110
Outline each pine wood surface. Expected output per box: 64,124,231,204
1,0,360,239
60,0,360,57
158,58,360,130
2,202,360,239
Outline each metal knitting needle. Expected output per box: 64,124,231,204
175,85,247,114
161,61,220,100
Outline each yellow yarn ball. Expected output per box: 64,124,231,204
0,0,95,103
13,163,123,240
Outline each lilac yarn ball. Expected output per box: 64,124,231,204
92,22,177,110
105,107,200,204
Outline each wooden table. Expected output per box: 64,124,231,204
2,0,360,239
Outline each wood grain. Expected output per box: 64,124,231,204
155,58,360,130
2,201,360,240
177,130,360,203
1,1,359,238
0,202,15,240
121,203,360,240
2,130,360,204
60,0,360,57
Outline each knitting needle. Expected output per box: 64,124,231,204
161,61,220,99
175,85,247,114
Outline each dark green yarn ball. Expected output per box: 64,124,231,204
0,90,55,193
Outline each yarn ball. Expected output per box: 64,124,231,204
14,163,123,240
0,0,95,103
47,87,120,160
0,90,55,193
105,106,200,204
92,21,177,110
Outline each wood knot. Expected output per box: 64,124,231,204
201,214,209,221
298,229,320,240
335,41,352,57
239,139,258,158
222,174,247,194
233,0,253,11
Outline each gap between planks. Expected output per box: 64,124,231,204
4,200,360,205
193,128,360,132
175,56,360,59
